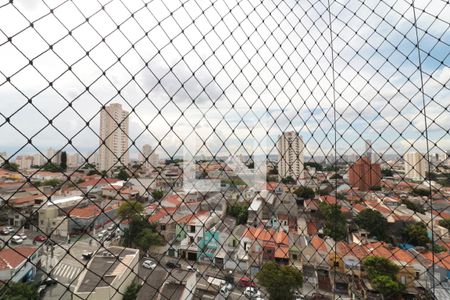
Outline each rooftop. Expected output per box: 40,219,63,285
75,246,139,294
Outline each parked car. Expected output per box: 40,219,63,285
0,227,13,235
38,284,48,296
186,265,199,274
82,251,93,260
34,235,47,242
244,287,261,298
219,285,232,298
42,276,57,286
11,235,23,244
19,233,27,240
165,261,181,269
107,224,116,231
238,277,256,288
142,260,157,270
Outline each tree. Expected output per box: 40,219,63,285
294,186,315,199
281,176,296,184
1,161,18,172
227,202,249,225
362,256,404,300
363,256,400,280
118,200,144,221
401,222,430,247
401,199,425,214
411,188,431,197
381,169,393,177
116,168,129,180
256,261,303,300
136,227,163,253
370,185,382,191
42,162,62,172
355,209,388,241
60,151,67,171
330,173,343,180
0,282,39,300
371,275,405,299
151,190,164,202
42,179,62,188
122,217,162,253
304,162,323,171
318,203,347,241
439,218,450,231
123,282,142,300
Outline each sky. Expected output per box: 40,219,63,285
0,0,449,161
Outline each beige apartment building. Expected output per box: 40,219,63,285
99,103,129,172
277,131,304,182
404,151,428,181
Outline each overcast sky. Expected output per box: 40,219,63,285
0,0,449,160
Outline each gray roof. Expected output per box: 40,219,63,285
76,246,139,294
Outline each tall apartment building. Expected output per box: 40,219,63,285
0,152,6,165
68,153,81,168
139,144,159,169
364,139,372,162
404,152,428,181
348,156,381,191
15,155,34,170
99,103,129,171
32,153,45,166
277,131,304,182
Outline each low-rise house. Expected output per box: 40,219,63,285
237,226,289,275
175,211,218,261
198,217,236,268
0,246,41,283
69,204,119,234
157,269,196,300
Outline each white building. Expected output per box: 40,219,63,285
404,152,428,181
15,155,33,170
277,131,304,182
68,153,81,168
98,103,129,171
32,153,45,166
139,144,159,169
0,246,41,283
47,148,60,164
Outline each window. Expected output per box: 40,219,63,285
160,224,166,231
292,254,298,260
190,225,195,233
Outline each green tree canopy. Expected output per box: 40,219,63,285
256,261,303,300
363,256,404,299
401,222,430,247
304,162,323,171
123,282,142,300
318,203,347,241
42,162,63,172
381,169,394,177
116,168,130,180
1,161,19,172
281,176,296,184
118,200,144,221
0,282,38,300
294,186,315,199
355,209,388,240
227,202,249,225
151,190,164,201
411,188,431,197
439,218,450,231
60,151,67,171
401,199,425,214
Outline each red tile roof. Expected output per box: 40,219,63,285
243,227,288,246
310,235,328,253
78,178,119,188
0,246,38,270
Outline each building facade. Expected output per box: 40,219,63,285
277,131,304,182
404,152,428,181
139,144,159,169
98,103,129,172
348,157,381,191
